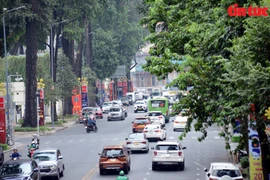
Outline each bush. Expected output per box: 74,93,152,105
15,126,51,132
46,120,66,125
240,156,249,169
18,119,24,125
0,144,8,150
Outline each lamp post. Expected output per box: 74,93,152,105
2,6,25,143
50,20,68,129
37,79,45,136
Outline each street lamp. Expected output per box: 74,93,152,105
37,79,45,136
2,6,25,144
50,19,68,129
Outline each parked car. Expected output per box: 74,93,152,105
93,107,103,119
0,159,41,180
134,101,148,113
0,146,4,166
125,133,149,153
204,162,244,180
151,141,186,171
107,106,125,121
98,145,131,175
33,149,65,179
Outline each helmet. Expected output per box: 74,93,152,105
13,148,18,151
33,134,37,138
119,171,124,176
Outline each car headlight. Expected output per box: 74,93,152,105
50,164,57,171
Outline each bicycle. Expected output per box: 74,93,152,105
6,131,14,146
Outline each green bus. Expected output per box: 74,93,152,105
148,97,170,123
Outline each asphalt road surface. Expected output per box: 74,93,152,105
11,106,231,180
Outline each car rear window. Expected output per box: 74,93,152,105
110,108,120,112
151,100,165,108
134,119,149,124
212,169,241,177
128,134,144,139
175,117,188,122
156,145,180,150
148,112,162,116
102,149,123,157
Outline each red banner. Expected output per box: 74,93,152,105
39,89,44,99
72,93,82,116
0,109,6,144
117,82,122,87
109,83,113,101
82,85,87,93
0,97,4,108
123,81,127,96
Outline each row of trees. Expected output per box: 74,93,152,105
140,0,270,178
0,0,145,127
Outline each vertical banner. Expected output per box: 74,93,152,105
123,81,127,96
0,97,6,144
248,114,264,180
109,83,113,101
72,88,82,115
81,85,88,108
39,89,44,126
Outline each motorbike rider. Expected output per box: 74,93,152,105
87,115,97,130
116,171,129,180
11,148,21,159
31,134,39,149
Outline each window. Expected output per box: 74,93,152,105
1,163,32,175
212,169,241,177
134,119,149,124
148,112,162,116
151,100,165,108
156,145,180,151
145,125,160,130
110,108,120,112
102,149,123,157
33,152,57,161
128,134,145,140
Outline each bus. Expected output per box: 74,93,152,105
148,97,170,123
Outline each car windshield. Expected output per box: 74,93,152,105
121,98,128,101
134,119,149,124
156,145,179,150
33,152,57,161
102,149,123,157
0,163,32,175
110,108,120,112
128,134,144,139
136,101,144,104
94,107,101,111
212,169,241,177
103,103,111,106
148,112,162,116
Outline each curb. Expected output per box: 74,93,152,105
3,142,25,154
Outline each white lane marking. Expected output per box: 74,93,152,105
192,136,197,139
168,136,174,139
214,136,220,139
194,162,205,168
79,139,85,142
68,140,74,143
56,140,62,144
146,172,150,175
102,138,107,141
44,141,50,145
112,138,118,140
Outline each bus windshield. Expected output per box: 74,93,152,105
150,100,165,108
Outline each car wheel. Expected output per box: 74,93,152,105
134,111,137,113
107,119,110,121
55,170,60,180
179,161,185,171
152,162,157,171
99,169,105,175
60,167,64,177
173,128,176,132
124,165,129,174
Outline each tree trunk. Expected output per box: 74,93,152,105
63,97,72,115
9,42,20,55
85,21,90,68
19,44,24,54
23,0,38,127
76,33,83,78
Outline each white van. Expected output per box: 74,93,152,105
126,92,136,103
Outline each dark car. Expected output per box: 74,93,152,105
0,159,41,180
120,97,130,106
0,146,4,166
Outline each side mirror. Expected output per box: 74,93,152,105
33,168,39,172
98,153,101,155
125,138,128,140
151,147,154,150
204,168,207,172
58,156,63,159
207,173,210,177
182,147,186,150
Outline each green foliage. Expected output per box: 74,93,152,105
240,156,249,169
0,143,8,150
15,126,51,132
45,120,66,125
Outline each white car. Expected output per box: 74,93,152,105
112,100,123,106
143,124,167,141
125,133,149,153
204,162,244,180
173,116,188,131
134,100,148,113
102,102,113,113
146,111,165,127
151,141,186,171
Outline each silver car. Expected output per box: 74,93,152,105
33,149,65,179
125,133,149,153
107,106,125,121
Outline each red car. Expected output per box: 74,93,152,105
94,107,103,119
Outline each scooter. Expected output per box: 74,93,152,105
85,124,98,133
237,149,248,162
27,145,37,158
10,155,21,160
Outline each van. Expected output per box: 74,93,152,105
126,92,136,103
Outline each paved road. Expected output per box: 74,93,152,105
11,106,231,180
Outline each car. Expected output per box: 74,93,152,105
125,133,149,153
151,141,186,171
120,97,130,106
146,111,165,127
143,124,167,141
93,107,103,119
134,100,147,113
98,145,131,175
112,100,123,107
127,97,133,105
204,162,244,180
173,115,188,131
132,117,151,133
0,146,4,166
102,102,113,113
0,158,41,180
33,149,65,180
107,106,125,121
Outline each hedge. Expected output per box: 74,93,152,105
15,126,51,132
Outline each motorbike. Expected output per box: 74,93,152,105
10,155,21,160
85,124,98,133
27,144,38,158
237,149,248,162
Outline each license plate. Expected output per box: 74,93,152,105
165,154,170,158
133,142,139,145
180,122,186,124
110,159,116,161
138,108,142,110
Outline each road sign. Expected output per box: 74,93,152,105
111,65,126,78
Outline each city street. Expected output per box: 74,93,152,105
11,106,231,180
